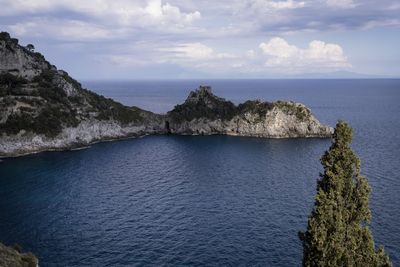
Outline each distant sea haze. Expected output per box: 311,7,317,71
1,79,399,266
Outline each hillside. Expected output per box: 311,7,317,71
0,32,165,157
0,32,332,157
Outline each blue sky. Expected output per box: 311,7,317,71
1,0,399,79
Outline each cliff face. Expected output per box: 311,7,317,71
0,32,165,157
167,86,333,138
0,243,38,267
0,32,332,158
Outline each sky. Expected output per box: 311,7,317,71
0,0,400,79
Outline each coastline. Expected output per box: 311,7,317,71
0,130,333,159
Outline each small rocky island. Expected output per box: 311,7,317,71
167,86,332,138
0,32,333,158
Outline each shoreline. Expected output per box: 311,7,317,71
0,131,332,160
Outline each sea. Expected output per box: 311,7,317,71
0,79,399,266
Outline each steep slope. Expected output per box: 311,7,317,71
0,32,165,157
167,86,333,138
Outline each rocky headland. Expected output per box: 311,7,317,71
0,32,333,158
167,85,332,138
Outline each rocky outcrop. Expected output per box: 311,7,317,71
0,33,48,80
0,32,166,157
0,120,164,157
0,32,332,158
167,86,333,138
0,243,38,267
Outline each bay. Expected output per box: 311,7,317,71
1,79,399,266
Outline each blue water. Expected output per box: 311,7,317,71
1,79,399,266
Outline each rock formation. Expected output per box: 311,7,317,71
167,86,332,138
0,32,333,158
0,243,38,267
0,32,164,157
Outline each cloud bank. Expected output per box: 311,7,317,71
0,0,398,77
259,38,350,69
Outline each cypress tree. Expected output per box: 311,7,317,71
300,121,391,267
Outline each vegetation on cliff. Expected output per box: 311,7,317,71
0,242,38,267
168,86,314,123
168,86,237,122
0,31,148,138
300,121,391,266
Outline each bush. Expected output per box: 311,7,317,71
0,73,28,95
168,96,237,122
238,100,274,117
0,104,79,137
0,32,10,41
82,89,143,124
275,101,311,121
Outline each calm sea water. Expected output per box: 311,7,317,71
0,79,399,266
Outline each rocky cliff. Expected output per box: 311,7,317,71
0,32,165,157
167,86,333,138
0,243,38,267
0,32,333,158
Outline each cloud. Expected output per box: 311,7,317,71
1,0,399,42
0,0,397,77
326,0,355,8
144,0,201,25
106,37,350,76
259,37,350,71
159,43,215,60
152,43,241,73
362,19,400,30
231,0,400,34
154,38,351,74
1,0,201,39
8,19,112,40
248,0,306,11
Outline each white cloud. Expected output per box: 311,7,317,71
248,0,305,11
362,19,400,30
2,0,399,43
159,43,215,60
102,42,245,73
110,37,350,75
157,43,238,66
1,0,201,37
326,0,355,8
145,0,201,25
259,37,350,71
9,20,111,40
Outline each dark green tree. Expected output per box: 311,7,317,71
300,121,391,267
26,44,35,52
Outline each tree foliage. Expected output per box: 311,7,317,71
300,121,391,267
26,44,35,52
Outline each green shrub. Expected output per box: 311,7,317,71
238,100,274,117
0,73,28,95
82,89,143,124
0,104,79,137
168,92,237,123
275,101,311,121
0,32,10,40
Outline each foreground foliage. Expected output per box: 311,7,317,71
300,121,391,267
